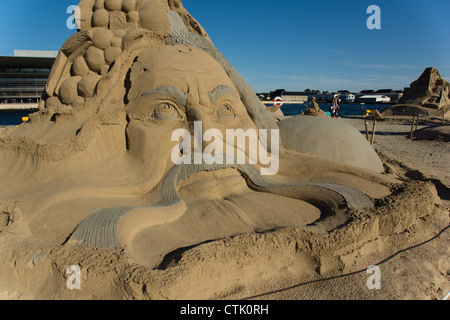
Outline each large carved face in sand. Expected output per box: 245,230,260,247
125,45,259,172
67,45,386,269
1,1,388,268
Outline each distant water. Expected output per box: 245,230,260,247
0,110,35,126
266,103,389,117
0,103,389,126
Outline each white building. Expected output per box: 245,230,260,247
358,95,391,104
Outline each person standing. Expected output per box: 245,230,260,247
330,98,340,118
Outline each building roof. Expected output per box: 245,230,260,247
282,91,308,96
14,50,58,58
0,56,56,69
375,89,395,93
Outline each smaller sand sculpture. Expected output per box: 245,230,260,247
383,67,450,119
400,67,450,109
304,96,327,117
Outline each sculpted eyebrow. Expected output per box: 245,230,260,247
208,85,238,103
141,85,188,106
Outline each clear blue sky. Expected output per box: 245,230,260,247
1,0,449,93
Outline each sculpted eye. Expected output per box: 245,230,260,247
152,103,180,120
217,104,235,119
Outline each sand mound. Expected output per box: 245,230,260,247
278,116,384,173
414,125,450,142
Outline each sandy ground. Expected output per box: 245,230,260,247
345,118,450,187
244,117,450,300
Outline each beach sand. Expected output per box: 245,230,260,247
346,118,450,187
245,118,450,300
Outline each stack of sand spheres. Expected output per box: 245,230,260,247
41,0,214,121
45,0,136,112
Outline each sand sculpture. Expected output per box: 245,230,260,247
383,67,450,119
304,96,327,117
0,0,446,299
400,67,450,109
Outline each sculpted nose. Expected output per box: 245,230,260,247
188,104,217,138
188,105,212,128
188,105,224,155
